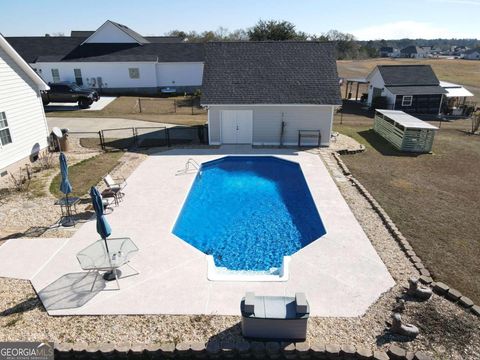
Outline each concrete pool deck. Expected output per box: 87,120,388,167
0,147,394,316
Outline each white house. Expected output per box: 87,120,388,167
366,65,446,115
0,33,50,176
5,20,204,95
201,42,342,146
463,49,480,60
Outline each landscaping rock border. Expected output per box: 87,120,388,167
332,151,480,319
53,342,434,359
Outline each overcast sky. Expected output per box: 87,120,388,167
1,0,479,39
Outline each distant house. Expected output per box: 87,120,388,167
366,65,446,115
0,33,50,176
6,20,204,95
379,47,399,58
463,48,480,60
400,45,430,58
201,42,342,146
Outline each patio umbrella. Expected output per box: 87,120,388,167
59,152,72,195
89,186,115,280
59,153,74,226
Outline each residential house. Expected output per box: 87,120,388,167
366,65,446,115
201,42,342,146
5,20,204,95
400,45,430,58
0,33,50,176
463,48,480,60
379,47,399,58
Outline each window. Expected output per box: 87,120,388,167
74,68,83,86
128,68,140,79
402,95,413,107
0,112,12,146
51,68,60,82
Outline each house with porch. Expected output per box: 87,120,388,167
201,42,342,146
366,65,446,115
0,33,50,176
5,20,204,95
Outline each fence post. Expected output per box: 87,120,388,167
174,100,177,113
166,128,171,147
99,131,105,150
132,127,137,147
138,98,142,113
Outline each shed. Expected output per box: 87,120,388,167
374,110,438,153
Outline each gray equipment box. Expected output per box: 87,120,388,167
240,292,309,340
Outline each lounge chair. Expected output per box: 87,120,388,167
103,174,126,200
240,292,309,340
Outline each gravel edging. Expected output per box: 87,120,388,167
332,151,480,319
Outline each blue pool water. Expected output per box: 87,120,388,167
172,156,326,271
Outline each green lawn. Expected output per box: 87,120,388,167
334,115,480,303
50,152,124,198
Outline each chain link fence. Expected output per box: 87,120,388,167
68,125,208,152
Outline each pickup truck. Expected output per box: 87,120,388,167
42,82,100,109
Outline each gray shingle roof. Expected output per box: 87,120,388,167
378,65,440,86
5,37,204,63
385,85,447,95
201,41,342,105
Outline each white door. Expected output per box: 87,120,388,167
220,110,253,144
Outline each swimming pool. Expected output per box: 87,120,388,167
173,156,326,272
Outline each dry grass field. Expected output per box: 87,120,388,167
337,58,480,103
334,113,480,303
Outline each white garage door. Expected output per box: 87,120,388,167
220,110,253,144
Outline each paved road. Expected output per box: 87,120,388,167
46,117,177,132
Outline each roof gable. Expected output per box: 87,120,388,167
82,20,149,44
0,34,49,90
377,65,440,86
201,41,342,105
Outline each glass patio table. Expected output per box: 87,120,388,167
76,237,139,291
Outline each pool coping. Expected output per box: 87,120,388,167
206,255,291,282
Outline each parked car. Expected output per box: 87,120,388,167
42,82,100,109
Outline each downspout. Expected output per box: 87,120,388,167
154,56,159,93
280,112,286,147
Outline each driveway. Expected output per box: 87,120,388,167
47,117,178,132
44,96,117,112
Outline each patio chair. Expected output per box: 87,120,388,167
240,292,309,340
103,174,127,200
76,237,139,291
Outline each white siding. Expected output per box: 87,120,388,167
367,68,396,107
34,62,157,89
0,47,49,171
84,22,137,43
155,62,203,87
208,105,334,146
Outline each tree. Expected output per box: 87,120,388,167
323,30,359,59
248,20,304,41
165,30,188,40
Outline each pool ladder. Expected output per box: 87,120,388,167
176,158,200,175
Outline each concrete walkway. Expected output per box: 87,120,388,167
0,148,394,316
